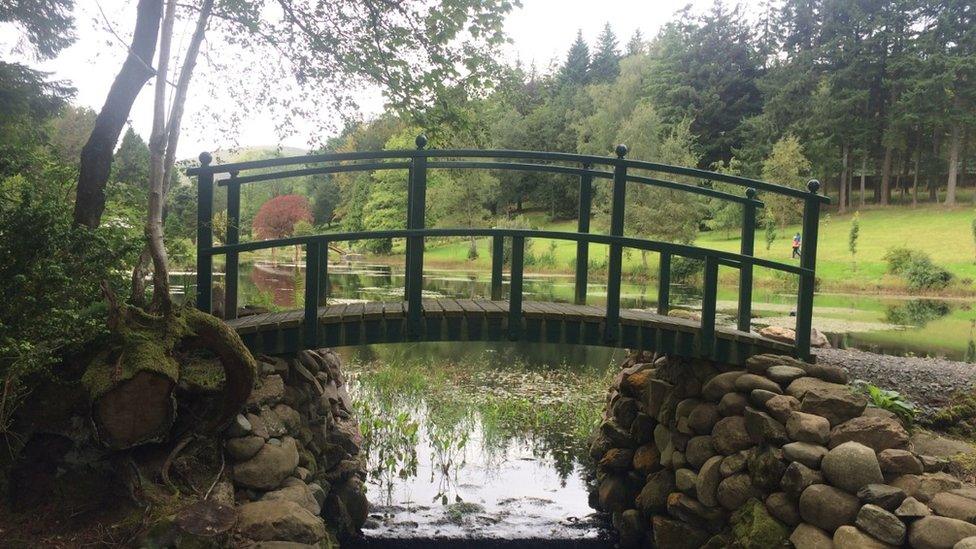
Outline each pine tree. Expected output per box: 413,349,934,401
626,29,645,56
560,29,590,86
590,23,620,83
113,127,150,187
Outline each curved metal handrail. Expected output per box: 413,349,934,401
219,158,762,206
190,137,826,360
187,146,826,202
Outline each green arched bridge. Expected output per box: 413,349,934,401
187,137,828,364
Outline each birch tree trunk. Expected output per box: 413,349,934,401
146,0,177,314
146,0,215,311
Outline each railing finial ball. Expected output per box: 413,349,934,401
615,144,628,158
415,134,428,150
199,151,212,166
745,187,757,199
807,179,821,194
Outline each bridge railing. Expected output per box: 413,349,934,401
187,136,827,359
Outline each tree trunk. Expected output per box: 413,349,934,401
946,121,961,206
913,146,920,208
839,144,849,214
146,0,177,314
74,0,163,228
859,152,867,208
930,129,940,201
881,145,893,206
147,0,214,311
89,307,256,449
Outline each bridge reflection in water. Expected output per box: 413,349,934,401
187,137,828,364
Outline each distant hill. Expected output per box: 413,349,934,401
208,145,310,165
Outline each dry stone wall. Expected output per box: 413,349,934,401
216,348,367,546
590,352,976,548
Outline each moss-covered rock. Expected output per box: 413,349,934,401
730,498,789,549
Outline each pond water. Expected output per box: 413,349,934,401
172,259,976,362
339,342,622,544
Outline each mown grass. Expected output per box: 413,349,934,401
415,203,976,295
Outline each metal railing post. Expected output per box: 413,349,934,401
508,235,524,339
795,180,822,360
406,135,428,337
657,252,671,315
195,152,214,313
491,234,504,300
575,163,593,304
701,256,719,356
303,239,320,348
737,188,757,332
605,145,628,342
319,241,328,305
224,171,240,319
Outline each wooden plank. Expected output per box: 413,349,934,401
522,301,549,318
547,301,584,321
363,301,385,320
474,299,507,316
422,299,445,316
381,302,406,319
321,304,348,323
439,299,465,317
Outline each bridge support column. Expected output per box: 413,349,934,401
406,135,428,337
794,180,822,360
605,145,628,343
575,164,593,305
195,152,214,313
737,189,757,332
224,172,240,319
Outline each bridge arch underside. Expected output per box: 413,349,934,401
228,300,792,365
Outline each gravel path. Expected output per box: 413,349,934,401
815,347,976,418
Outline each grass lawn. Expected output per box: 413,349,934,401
215,202,976,296
418,203,976,295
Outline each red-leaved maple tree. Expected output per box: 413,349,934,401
252,194,313,240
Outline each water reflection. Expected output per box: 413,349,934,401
342,342,619,540
884,299,951,327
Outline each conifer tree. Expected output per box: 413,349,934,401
626,29,645,56
590,23,620,83
560,29,590,86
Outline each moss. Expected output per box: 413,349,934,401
928,392,976,438
730,498,789,549
80,304,195,399
445,502,485,524
180,356,226,392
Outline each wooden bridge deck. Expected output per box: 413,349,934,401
227,299,792,364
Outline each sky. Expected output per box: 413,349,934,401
2,0,715,158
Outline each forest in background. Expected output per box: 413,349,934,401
170,0,976,257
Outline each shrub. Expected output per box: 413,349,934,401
495,216,534,265
671,257,704,282
903,256,953,291
0,179,138,391
883,247,926,275
883,247,952,291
